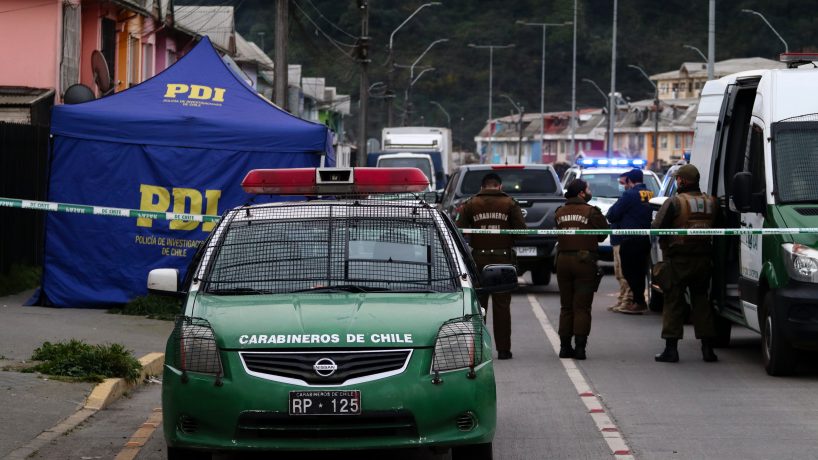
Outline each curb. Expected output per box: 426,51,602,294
5,352,164,460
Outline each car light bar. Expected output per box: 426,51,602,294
780,52,818,68
577,158,646,168
241,167,430,195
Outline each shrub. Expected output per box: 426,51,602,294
30,339,142,383
109,294,181,321
0,264,42,297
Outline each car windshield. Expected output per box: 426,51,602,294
773,117,818,203
378,157,433,185
201,202,460,294
461,169,558,195
581,171,660,198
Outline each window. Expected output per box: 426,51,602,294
142,43,154,80
101,19,116,85
60,4,81,97
660,135,668,149
773,116,818,203
746,124,766,195
127,36,140,87
461,169,558,195
166,49,177,66
675,134,681,149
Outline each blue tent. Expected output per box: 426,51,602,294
36,37,334,307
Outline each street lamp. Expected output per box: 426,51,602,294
402,68,436,125
517,20,571,163
582,78,610,155
741,9,789,53
410,39,448,82
385,2,443,126
682,44,707,61
429,101,450,127
500,94,524,163
627,64,659,165
468,43,515,163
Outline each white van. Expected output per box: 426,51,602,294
688,53,818,375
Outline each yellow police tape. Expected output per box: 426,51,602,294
1,196,817,236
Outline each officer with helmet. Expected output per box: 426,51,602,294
652,164,720,363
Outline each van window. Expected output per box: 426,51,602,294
462,169,558,195
772,117,818,203
746,124,766,195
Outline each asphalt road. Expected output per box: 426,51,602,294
12,277,818,460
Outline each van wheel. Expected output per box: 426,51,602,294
531,268,551,286
712,313,732,348
167,446,211,460
761,292,795,376
452,442,493,460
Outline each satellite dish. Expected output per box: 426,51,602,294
63,84,95,104
91,50,114,96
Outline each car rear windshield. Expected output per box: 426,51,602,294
581,171,660,198
378,157,433,184
200,202,460,294
461,169,558,195
773,117,818,203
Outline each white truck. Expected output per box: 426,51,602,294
380,127,452,190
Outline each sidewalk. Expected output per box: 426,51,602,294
0,289,173,458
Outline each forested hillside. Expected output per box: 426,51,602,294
181,0,818,148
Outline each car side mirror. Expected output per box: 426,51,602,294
147,268,184,297
730,172,753,212
478,264,518,294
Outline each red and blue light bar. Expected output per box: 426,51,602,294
577,158,646,168
241,167,430,195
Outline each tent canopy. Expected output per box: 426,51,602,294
52,36,333,156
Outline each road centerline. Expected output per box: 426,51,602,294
527,294,636,460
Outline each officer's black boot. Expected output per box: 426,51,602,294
654,338,679,363
558,336,575,359
574,336,588,360
701,339,718,362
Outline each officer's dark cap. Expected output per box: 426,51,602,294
619,168,643,183
482,173,503,186
565,179,588,198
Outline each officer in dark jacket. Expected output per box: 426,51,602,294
652,164,719,363
457,173,527,360
555,179,610,360
607,169,654,314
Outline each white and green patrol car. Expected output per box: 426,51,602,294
147,167,516,459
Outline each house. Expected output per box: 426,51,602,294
651,57,784,101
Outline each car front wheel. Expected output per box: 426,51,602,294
761,292,796,376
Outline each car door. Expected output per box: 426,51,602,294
738,120,766,332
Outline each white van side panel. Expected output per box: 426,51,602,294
755,69,818,123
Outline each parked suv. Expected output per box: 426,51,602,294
440,164,565,285
149,167,514,459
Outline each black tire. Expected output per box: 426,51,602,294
531,268,552,286
712,313,732,348
452,442,493,460
167,446,211,460
761,292,796,376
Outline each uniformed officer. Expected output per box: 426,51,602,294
555,179,610,360
652,164,719,363
456,172,526,360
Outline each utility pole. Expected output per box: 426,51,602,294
469,43,515,163
708,0,715,80
570,0,577,162
608,0,617,158
356,0,370,167
274,0,288,110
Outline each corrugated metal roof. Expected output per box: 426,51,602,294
234,33,273,70
174,6,235,53
0,87,54,106
302,77,325,101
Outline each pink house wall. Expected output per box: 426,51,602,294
0,0,63,90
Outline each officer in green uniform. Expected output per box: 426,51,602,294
457,173,526,360
555,179,610,360
652,164,719,363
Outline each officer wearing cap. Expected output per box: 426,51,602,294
555,179,610,360
457,172,526,360
652,164,719,363
607,168,654,315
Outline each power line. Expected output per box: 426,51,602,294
302,0,357,39
291,0,358,62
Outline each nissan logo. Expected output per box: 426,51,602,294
521,208,528,217
313,358,338,377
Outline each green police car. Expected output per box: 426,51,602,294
147,167,517,459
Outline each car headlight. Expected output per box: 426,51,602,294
431,316,484,379
173,316,224,381
781,243,818,283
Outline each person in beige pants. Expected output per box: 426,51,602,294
609,243,633,311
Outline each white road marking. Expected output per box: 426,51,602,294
528,294,636,460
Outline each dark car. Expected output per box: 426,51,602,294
439,164,566,285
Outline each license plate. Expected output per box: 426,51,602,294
514,246,537,257
289,390,361,415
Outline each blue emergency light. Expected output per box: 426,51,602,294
577,158,646,168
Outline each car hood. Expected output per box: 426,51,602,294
590,197,618,215
775,205,818,246
190,292,468,350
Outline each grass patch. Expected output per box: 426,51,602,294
28,339,142,383
0,264,41,297
109,294,181,321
